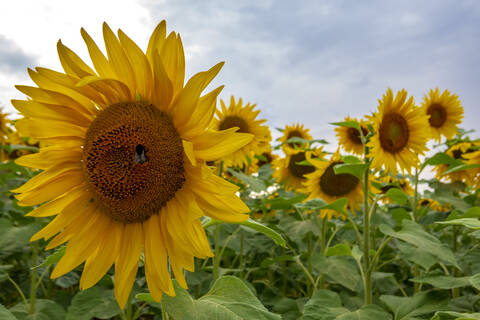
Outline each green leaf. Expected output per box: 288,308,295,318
385,188,410,205
432,311,480,320
0,219,40,258
333,163,368,180
396,242,437,270
226,168,266,192
312,256,361,291
285,137,309,146
410,271,472,290
301,290,391,320
330,121,361,131
66,287,120,320
437,218,480,229
443,163,480,175
423,152,459,169
10,299,66,320
379,220,459,268
264,194,306,210
34,246,66,270
326,244,352,257
295,198,348,214
203,218,286,248
380,291,449,320
0,304,16,320
260,255,295,268
158,276,281,320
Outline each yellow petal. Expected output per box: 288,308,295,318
15,144,82,170
81,28,115,78
103,23,135,94
146,21,167,66
182,140,196,166
118,29,153,100
192,129,253,161
26,186,87,217
160,33,185,99
76,76,132,103
151,50,173,111
15,118,86,140
57,40,95,78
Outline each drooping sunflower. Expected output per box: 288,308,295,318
420,88,464,142
278,123,312,154
418,198,450,212
212,96,271,167
367,89,429,174
303,149,363,219
335,116,370,156
11,21,253,308
273,147,324,192
434,142,478,184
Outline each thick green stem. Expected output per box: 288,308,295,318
29,243,38,315
412,167,419,222
318,217,327,289
213,225,221,280
363,167,372,305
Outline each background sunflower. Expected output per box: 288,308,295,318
367,88,429,174
421,88,464,142
278,123,312,154
335,116,370,156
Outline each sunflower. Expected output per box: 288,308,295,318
464,150,480,188
434,142,477,184
249,149,278,173
11,21,253,308
278,123,312,154
303,149,363,219
273,147,324,192
418,198,450,212
0,108,11,161
335,116,369,156
367,89,429,174
420,88,463,142
212,96,271,167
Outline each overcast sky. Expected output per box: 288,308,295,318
0,0,478,147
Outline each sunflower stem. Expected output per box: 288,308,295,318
29,243,38,315
362,165,372,305
306,231,313,296
125,293,133,320
318,216,327,289
412,167,419,222
213,161,225,281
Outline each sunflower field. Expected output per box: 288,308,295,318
1,21,480,320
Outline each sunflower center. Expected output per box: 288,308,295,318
379,113,409,153
257,152,273,167
287,130,304,148
347,126,369,145
319,161,359,197
82,102,185,223
219,116,249,133
427,103,447,128
288,152,314,178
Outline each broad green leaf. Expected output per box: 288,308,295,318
443,164,480,175
341,155,362,164
302,290,349,320
34,246,66,269
202,218,286,247
333,163,368,180
0,219,40,258
326,244,352,257
336,305,392,320
10,299,66,320
432,311,480,320
286,137,309,146
0,304,16,320
66,287,120,320
312,256,360,291
159,276,281,320
380,291,449,320
396,242,437,270
379,220,459,268
295,198,348,214
410,271,476,290
390,208,411,226
330,121,361,131
437,218,480,229
423,152,459,169
226,168,266,192
385,188,410,205
264,194,306,210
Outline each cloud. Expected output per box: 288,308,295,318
0,34,37,74
142,0,480,144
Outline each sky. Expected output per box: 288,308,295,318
0,0,479,147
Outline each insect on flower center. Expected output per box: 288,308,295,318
82,102,185,223
319,161,359,197
347,126,369,145
288,152,315,179
219,116,250,133
379,113,409,153
427,103,447,128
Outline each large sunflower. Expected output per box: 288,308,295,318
420,88,463,142
335,116,370,156
273,148,325,192
213,96,271,167
434,142,477,184
278,123,312,154
11,21,253,308
367,89,429,174
303,149,363,219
